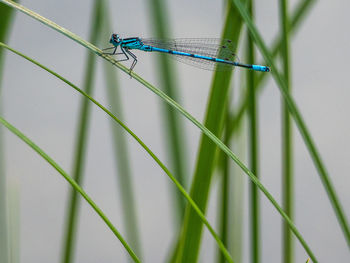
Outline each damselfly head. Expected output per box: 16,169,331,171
110,34,121,46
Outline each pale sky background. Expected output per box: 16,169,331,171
1,0,350,262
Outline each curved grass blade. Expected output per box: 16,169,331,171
0,42,234,263
0,117,140,263
231,0,350,249
0,1,317,259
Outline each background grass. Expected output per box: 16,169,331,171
0,0,349,262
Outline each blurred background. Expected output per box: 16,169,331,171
0,0,349,262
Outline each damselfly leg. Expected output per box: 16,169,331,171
124,48,138,73
103,46,137,75
102,47,118,55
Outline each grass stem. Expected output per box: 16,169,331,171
247,2,260,262
61,2,102,263
279,0,294,262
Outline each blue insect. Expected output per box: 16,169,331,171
103,34,270,73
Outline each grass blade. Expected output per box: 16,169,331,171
246,2,260,262
147,0,188,227
217,109,233,263
0,1,318,259
0,2,17,263
0,117,140,263
61,2,102,263
0,1,15,70
228,0,317,138
7,178,20,263
231,0,350,248
176,2,244,262
279,0,294,262
0,42,234,263
100,0,142,257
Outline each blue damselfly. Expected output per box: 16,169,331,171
103,34,270,73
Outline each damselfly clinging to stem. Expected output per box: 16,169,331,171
103,34,271,74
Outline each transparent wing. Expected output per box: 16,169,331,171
141,38,239,71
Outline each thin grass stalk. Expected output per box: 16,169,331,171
100,1,142,258
61,2,102,263
103,53,142,262
217,109,231,263
227,0,317,138
0,117,140,262
176,2,245,261
0,1,318,259
147,0,188,227
0,42,234,263
231,0,350,248
0,2,16,262
279,0,294,262
246,2,260,262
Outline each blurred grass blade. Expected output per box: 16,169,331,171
0,42,234,263
279,0,294,262
217,109,233,263
228,0,317,137
0,1,318,259
0,1,16,70
147,0,188,227
230,129,246,263
246,2,260,262
0,117,140,263
7,178,20,263
255,0,316,86
231,0,350,247
0,2,17,263
100,0,142,258
176,2,244,262
61,1,102,263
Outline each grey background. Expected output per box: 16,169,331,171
1,0,349,262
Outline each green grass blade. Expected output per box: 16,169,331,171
0,1,318,259
100,1,142,258
103,51,143,262
231,0,350,249
255,0,316,87
147,0,188,227
228,0,317,138
0,117,140,263
246,2,260,262
279,0,294,262
289,0,317,34
0,42,234,263
0,2,15,70
61,2,102,263
0,2,17,263
217,110,231,263
218,164,230,263
7,178,20,263
176,2,244,262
